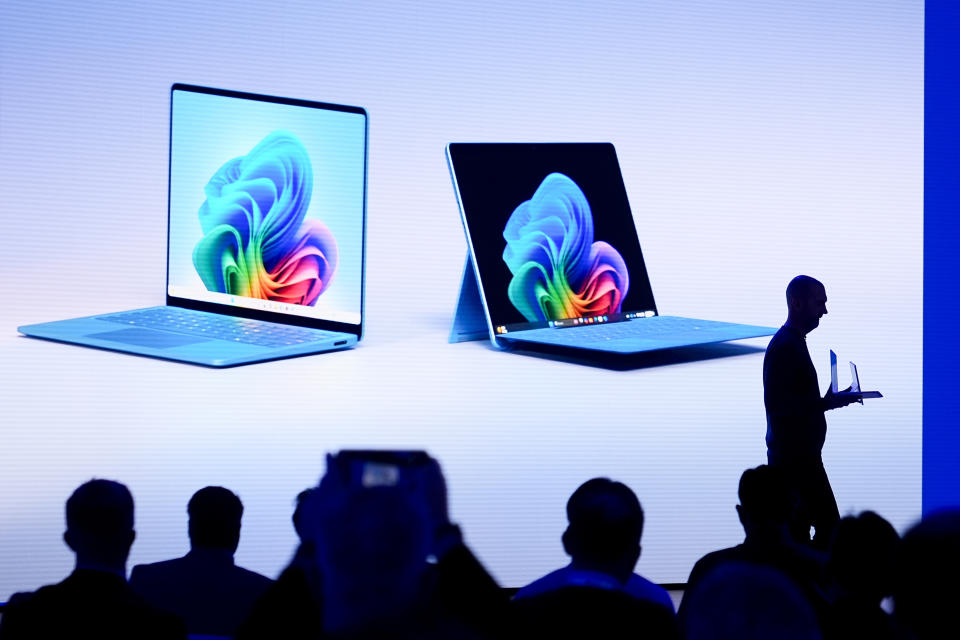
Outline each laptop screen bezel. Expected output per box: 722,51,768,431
165,83,367,339
447,142,659,343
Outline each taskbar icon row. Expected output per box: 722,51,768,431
494,310,655,335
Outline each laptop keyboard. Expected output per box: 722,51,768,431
576,316,729,343
100,308,337,347
508,315,759,345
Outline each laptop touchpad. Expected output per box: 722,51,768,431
87,328,211,349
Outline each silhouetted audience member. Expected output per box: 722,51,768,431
821,511,902,640
679,465,824,627
511,478,678,639
317,487,432,635
0,479,185,640
236,488,324,640
130,486,273,637
418,457,510,638
682,562,822,640
893,508,960,640
308,471,486,639
238,455,506,640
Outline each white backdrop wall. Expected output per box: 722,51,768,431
0,0,922,594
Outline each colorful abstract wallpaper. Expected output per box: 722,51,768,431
167,89,364,324
503,173,629,321
193,131,339,307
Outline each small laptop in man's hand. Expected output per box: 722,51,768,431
831,350,883,400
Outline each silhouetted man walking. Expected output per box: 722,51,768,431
763,275,859,550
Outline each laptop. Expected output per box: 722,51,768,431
18,84,367,367
831,350,883,399
446,142,775,355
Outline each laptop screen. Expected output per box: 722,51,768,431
166,85,366,333
449,143,656,335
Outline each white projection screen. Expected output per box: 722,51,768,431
0,0,923,595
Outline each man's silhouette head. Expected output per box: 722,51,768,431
292,487,316,542
736,465,794,538
562,478,644,584
188,486,243,553
64,479,135,572
786,275,827,335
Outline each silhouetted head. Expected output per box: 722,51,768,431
562,478,644,583
785,275,827,334
683,562,821,640
188,486,243,553
292,487,316,542
736,465,794,537
828,511,899,604
64,479,135,571
894,509,960,640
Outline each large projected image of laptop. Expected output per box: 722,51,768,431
18,84,367,367
447,143,774,355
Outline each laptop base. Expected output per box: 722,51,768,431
500,338,766,371
19,307,357,368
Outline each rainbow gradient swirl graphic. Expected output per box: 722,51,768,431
193,131,337,306
503,173,629,322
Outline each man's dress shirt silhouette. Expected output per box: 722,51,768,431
130,548,273,637
764,325,826,465
763,324,839,547
0,569,185,640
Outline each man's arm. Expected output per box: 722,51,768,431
766,340,859,416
